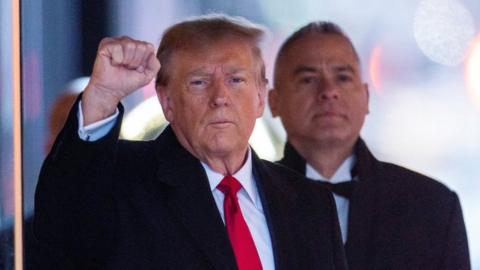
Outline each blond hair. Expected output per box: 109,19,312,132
155,14,267,88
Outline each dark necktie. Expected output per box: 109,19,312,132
217,175,263,270
318,181,356,199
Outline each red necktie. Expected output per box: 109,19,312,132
217,175,263,270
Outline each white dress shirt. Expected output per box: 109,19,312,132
306,155,355,244
201,151,274,270
76,102,275,269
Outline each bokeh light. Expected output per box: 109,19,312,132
368,44,383,93
413,0,475,66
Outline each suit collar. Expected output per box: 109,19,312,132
305,154,355,183
352,138,379,181
280,138,380,183
202,148,260,208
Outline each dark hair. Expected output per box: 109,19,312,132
274,21,360,88
155,14,267,88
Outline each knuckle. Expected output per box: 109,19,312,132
98,37,113,49
119,35,131,41
124,41,136,51
136,43,147,53
145,43,156,54
99,37,109,45
112,43,122,53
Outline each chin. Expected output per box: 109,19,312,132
312,132,344,144
207,139,236,153
205,147,235,158
212,138,248,154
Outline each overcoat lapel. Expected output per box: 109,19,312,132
278,142,306,175
252,153,300,269
146,127,238,269
344,140,378,269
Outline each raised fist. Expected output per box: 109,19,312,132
82,36,161,125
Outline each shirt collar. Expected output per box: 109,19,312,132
201,148,259,206
306,154,356,183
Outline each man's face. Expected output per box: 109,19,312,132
269,34,369,149
158,38,266,160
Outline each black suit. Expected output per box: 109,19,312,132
279,139,470,270
34,103,347,270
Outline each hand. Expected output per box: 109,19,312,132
82,36,161,125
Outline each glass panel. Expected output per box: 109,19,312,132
1,1,18,269
21,1,84,269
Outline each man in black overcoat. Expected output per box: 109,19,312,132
34,15,346,270
269,21,470,270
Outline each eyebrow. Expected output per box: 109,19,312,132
222,67,249,75
293,64,357,76
293,65,318,76
187,67,249,77
187,67,211,77
334,64,356,74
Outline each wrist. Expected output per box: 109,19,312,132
81,84,121,125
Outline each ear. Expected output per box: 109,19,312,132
268,88,279,117
363,83,370,114
156,86,174,122
255,81,267,118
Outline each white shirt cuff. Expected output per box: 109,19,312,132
77,101,119,141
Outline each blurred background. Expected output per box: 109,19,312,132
1,0,479,268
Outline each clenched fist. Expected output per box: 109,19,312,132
82,36,161,125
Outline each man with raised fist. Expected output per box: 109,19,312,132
34,15,346,270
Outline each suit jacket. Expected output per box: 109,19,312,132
279,139,470,270
34,102,347,270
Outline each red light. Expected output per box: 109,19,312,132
369,44,383,94
465,35,480,108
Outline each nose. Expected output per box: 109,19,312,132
211,79,229,107
318,77,339,101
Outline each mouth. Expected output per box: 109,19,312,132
315,111,345,119
209,120,234,128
